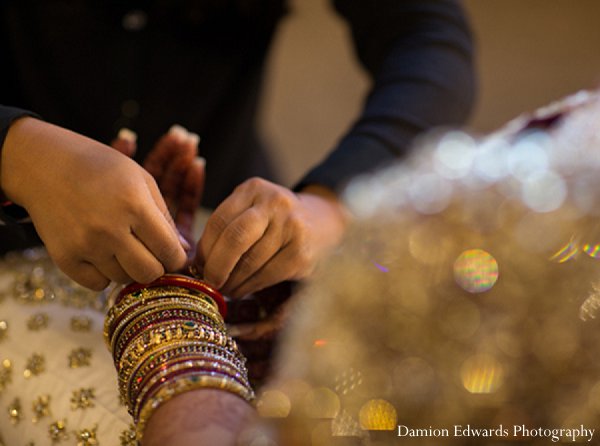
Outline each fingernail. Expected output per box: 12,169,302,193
118,128,137,143
178,232,191,251
169,124,189,141
188,132,201,147
193,156,206,168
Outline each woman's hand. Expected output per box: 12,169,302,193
193,178,349,298
0,117,188,290
112,125,205,249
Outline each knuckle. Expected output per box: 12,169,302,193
237,250,259,274
286,212,308,237
241,177,267,193
206,213,229,235
270,189,296,211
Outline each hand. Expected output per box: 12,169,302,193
193,178,349,298
112,125,205,247
0,117,188,290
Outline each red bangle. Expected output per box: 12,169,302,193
119,274,227,318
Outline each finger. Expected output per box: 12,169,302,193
227,303,290,341
110,128,137,157
159,140,197,215
175,156,205,238
92,255,133,284
227,321,277,341
228,245,304,298
114,234,167,284
143,125,189,179
220,223,282,295
57,258,111,291
201,207,270,289
132,178,188,273
195,186,257,268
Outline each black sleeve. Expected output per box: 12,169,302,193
0,105,39,152
296,0,476,192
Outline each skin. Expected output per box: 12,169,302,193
0,117,189,289
2,115,346,299
112,125,205,250
194,181,349,298
136,125,350,300
142,389,256,446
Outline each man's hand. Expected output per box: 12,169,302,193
0,117,188,290
193,178,348,298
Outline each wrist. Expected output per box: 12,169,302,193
0,116,40,206
298,184,351,225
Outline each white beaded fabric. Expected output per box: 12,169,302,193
0,249,131,446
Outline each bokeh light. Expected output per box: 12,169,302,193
453,249,499,293
358,399,398,430
583,243,600,259
521,171,567,212
550,237,580,263
256,389,292,419
303,387,340,419
461,354,504,394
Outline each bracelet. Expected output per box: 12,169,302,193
131,358,250,415
105,289,223,345
104,274,253,438
117,274,226,317
112,316,221,363
109,286,220,322
108,300,222,353
117,322,240,377
119,340,245,401
135,372,255,440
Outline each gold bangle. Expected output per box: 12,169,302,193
131,358,251,414
116,321,239,371
119,341,245,401
104,287,222,344
109,300,223,353
108,285,219,325
135,372,255,441
112,316,223,364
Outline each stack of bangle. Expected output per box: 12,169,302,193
104,274,254,440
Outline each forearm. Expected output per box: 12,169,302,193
142,390,255,446
298,0,476,192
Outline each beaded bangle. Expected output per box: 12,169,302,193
135,372,254,440
112,316,223,364
105,293,222,346
107,285,221,327
131,358,250,414
116,322,240,375
119,341,245,401
109,300,222,353
117,274,226,317
129,353,250,408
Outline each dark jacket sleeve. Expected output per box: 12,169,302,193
296,0,476,192
0,105,39,153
